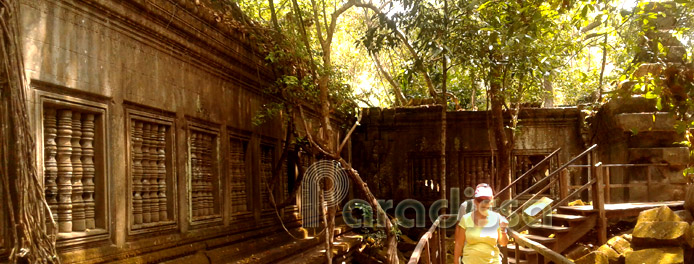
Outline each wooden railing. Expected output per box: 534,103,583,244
508,229,574,264
568,163,672,203
407,215,448,264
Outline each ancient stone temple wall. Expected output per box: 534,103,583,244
352,106,585,203
0,0,320,262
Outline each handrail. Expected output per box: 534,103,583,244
510,176,560,220
508,229,574,264
511,144,597,202
408,215,447,264
497,147,562,198
550,178,597,212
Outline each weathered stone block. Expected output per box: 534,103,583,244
625,247,683,264
597,244,621,263
685,185,694,217
636,206,682,223
607,235,633,255
575,251,608,264
628,147,689,166
632,221,689,247
615,113,675,132
674,210,694,224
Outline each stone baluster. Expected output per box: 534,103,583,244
81,113,96,229
157,125,167,221
148,124,159,223
191,133,199,217
71,112,85,231
141,123,152,223
133,121,143,225
204,135,213,216
44,108,59,222
57,109,73,232
197,133,205,216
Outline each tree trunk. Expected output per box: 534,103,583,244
489,63,511,201
1,1,60,262
543,77,554,107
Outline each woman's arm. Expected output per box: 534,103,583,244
453,224,466,264
497,215,509,246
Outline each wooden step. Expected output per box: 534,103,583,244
528,225,570,237
507,256,529,264
556,206,596,216
522,234,556,246
549,213,587,223
506,244,537,256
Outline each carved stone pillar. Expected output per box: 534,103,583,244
81,113,96,229
157,125,167,221
191,133,200,217
44,108,59,222
149,124,159,223
142,123,152,223
132,121,143,225
57,109,73,232
71,112,86,231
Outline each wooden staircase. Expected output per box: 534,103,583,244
408,144,685,264
499,145,603,264
506,213,597,264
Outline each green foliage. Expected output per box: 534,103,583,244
360,0,598,110
233,0,361,125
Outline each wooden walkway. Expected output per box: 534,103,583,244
557,201,684,218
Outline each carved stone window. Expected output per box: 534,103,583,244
229,132,251,216
187,122,222,225
126,108,177,234
260,143,275,211
38,92,109,247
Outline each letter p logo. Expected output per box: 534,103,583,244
301,160,350,227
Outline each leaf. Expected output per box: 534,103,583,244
656,98,663,111
478,0,494,11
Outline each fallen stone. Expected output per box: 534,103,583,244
597,244,621,264
632,221,689,248
566,244,592,261
569,199,586,206
636,206,682,223
685,185,694,217
574,251,608,264
625,247,683,264
674,210,694,223
606,235,633,256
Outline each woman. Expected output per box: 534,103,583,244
453,183,509,264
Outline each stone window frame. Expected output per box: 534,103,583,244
186,119,223,227
227,128,253,220
125,107,178,236
259,138,278,214
510,149,557,197
35,90,111,248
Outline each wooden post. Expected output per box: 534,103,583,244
646,166,652,202
604,167,611,204
592,156,607,245
559,169,569,205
